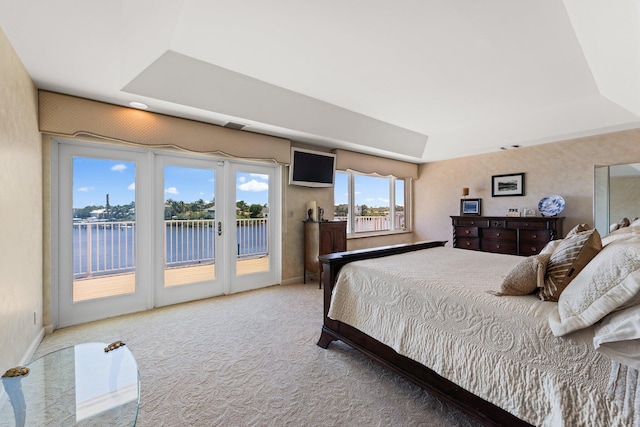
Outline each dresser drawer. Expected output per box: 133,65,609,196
454,218,490,227
456,226,479,238
506,220,550,230
482,228,516,240
481,240,517,254
456,237,480,250
519,242,546,256
519,229,552,243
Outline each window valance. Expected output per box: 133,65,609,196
39,91,291,164
334,149,418,180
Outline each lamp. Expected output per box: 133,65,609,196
461,188,469,198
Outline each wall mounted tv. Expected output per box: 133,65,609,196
289,148,336,188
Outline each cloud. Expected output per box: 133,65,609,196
111,164,127,173
165,187,179,195
77,186,94,192
365,198,375,202
238,176,246,183
238,179,268,192
250,173,269,180
378,197,389,204
128,182,135,190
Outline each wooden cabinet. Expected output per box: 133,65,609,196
304,221,347,285
451,216,564,256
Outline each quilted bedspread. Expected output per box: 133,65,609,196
328,246,629,426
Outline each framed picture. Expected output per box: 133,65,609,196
460,198,481,216
492,173,525,197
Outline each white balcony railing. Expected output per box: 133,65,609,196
334,214,405,233
73,218,269,279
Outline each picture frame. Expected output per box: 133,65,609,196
460,198,481,216
492,173,525,197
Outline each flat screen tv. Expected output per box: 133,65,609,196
289,148,336,188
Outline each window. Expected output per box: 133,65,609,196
334,170,408,235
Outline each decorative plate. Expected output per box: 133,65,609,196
538,195,565,217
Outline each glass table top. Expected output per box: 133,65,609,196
0,342,139,426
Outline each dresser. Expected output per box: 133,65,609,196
304,221,347,285
450,216,564,256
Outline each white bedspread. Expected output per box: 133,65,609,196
328,247,629,426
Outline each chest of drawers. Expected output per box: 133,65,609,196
451,216,564,256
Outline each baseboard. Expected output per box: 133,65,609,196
20,327,45,365
281,276,306,285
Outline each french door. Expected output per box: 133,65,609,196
55,140,280,328
57,143,152,327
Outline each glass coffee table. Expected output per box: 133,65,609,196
1,342,139,426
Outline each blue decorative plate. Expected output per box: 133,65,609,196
538,195,565,217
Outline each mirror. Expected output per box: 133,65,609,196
594,163,640,236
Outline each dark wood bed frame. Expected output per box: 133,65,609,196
316,241,533,427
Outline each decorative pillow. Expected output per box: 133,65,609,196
539,239,562,256
490,253,551,296
601,225,640,246
539,228,602,301
565,223,591,237
593,304,640,370
548,235,640,337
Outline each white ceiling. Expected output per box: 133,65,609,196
1,0,639,163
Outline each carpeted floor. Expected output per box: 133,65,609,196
33,284,481,426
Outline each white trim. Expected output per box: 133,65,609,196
19,327,45,365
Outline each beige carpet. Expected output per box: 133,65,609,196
33,284,481,426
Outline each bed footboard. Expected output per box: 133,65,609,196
316,240,532,427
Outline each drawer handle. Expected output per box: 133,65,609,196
532,234,537,239
466,242,471,246
465,230,470,234
524,223,529,227
470,221,475,225
496,233,500,237
531,247,538,252
496,244,500,248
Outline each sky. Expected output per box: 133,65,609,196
72,158,269,208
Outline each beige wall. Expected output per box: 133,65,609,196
0,28,43,372
414,129,640,245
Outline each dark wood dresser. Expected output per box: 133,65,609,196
304,221,347,285
451,216,564,256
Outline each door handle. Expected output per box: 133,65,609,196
218,221,222,236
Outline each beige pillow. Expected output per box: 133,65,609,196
566,223,591,237
548,235,640,336
539,239,562,256
491,253,551,296
539,228,602,301
602,225,640,246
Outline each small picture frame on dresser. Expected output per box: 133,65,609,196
460,198,481,216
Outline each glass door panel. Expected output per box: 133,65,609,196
72,157,137,302
163,165,215,287
235,170,270,276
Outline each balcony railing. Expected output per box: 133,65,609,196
73,218,269,279
334,214,405,233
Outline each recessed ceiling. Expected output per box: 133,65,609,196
1,0,639,162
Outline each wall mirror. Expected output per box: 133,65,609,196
594,163,640,236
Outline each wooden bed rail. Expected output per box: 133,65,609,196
316,240,533,427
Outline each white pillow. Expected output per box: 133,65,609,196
548,235,640,337
593,304,640,370
602,225,640,246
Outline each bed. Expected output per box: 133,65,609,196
316,233,640,426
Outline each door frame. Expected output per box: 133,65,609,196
51,138,282,329
53,139,154,328
153,153,226,307
225,161,282,294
